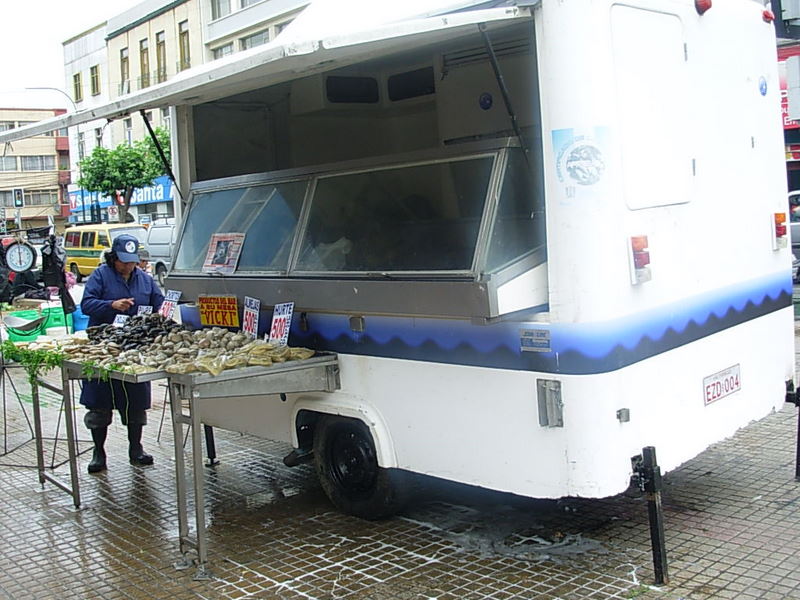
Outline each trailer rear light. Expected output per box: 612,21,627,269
695,0,712,15
629,235,652,285
772,212,788,250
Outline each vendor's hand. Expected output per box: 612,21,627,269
111,298,135,312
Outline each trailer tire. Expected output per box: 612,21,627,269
314,415,408,520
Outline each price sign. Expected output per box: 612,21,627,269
242,296,260,338
198,295,240,327
113,314,129,328
159,290,181,320
268,302,294,347
137,305,153,315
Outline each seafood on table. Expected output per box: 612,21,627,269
11,312,316,376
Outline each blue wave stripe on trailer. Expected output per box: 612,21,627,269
288,272,791,374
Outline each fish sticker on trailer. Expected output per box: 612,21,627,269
703,364,741,405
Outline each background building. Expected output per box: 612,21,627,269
62,0,309,226
0,107,68,232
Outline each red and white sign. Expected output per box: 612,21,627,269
159,290,181,320
268,302,294,347
242,296,260,339
703,364,741,405
779,46,800,130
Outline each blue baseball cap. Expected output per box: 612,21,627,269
112,234,140,263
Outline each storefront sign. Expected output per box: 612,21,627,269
159,290,181,319
242,296,260,338
268,302,294,347
198,295,240,327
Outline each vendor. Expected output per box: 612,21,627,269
80,234,164,474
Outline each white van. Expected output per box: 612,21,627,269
143,220,176,287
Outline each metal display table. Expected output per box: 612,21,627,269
63,353,340,580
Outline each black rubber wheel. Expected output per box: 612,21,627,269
155,264,167,287
314,415,408,520
69,263,82,283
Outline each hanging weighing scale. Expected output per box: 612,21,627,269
5,241,37,273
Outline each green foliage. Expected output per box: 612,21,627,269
77,126,171,222
1,340,64,385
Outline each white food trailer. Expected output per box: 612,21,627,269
3,0,794,521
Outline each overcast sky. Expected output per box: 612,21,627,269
0,0,142,108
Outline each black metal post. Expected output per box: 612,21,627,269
795,406,800,481
784,382,800,480
641,446,669,585
203,425,218,466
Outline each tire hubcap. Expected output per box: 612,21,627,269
329,429,377,499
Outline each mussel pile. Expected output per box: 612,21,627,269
17,312,315,377
87,313,185,350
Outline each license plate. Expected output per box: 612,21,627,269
703,364,741,405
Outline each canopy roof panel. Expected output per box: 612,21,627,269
0,4,532,144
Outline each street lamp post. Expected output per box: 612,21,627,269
25,87,86,225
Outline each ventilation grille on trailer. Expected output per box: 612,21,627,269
442,38,531,70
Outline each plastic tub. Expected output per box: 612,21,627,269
71,306,89,332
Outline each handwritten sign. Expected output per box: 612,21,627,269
202,233,245,275
137,305,153,315
268,302,294,347
159,290,182,320
242,296,260,338
112,314,129,328
198,295,240,328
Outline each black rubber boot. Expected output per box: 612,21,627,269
127,424,154,466
88,427,107,474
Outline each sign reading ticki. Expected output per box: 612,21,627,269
198,295,240,327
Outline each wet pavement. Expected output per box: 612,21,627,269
0,333,800,599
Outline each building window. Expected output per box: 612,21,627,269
78,132,85,160
124,118,133,145
212,43,233,60
211,0,231,20
0,122,15,132
240,29,269,50
156,31,167,83
21,155,57,171
140,38,150,89
73,72,83,103
0,191,11,207
95,128,103,148
90,65,101,96
241,0,261,7
178,21,190,71
275,21,292,34
27,190,58,206
120,47,130,94
0,157,17,171
161,107,171,131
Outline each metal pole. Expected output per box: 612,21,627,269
641,446,669,585
795,405,800,481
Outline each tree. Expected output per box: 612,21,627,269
77,126,170,224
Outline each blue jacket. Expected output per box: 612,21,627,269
81,264,164,327
79,264,165,413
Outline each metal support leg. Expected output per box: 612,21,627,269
203,425,217,466
169,381,193,571
31,383,46,485
795,403,800,481
636,446,669,586
191,396,212,580
61,368,81,508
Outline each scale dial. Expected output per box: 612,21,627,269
6,242,36,273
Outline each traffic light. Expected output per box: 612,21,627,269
12,188,24,208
